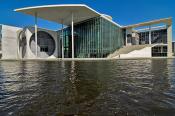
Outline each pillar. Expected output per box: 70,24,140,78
167,24,173,57
35,12,38,58
149,26,151,44
125,29,128,46
61,21,64,59
71,13,74,58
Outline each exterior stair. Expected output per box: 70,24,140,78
107,44,154,58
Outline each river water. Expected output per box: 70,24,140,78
0,59,175,116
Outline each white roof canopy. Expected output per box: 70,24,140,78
123,17,172,29
15,4,101,25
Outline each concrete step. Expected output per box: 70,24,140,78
107,44,153,58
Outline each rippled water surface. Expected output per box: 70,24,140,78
0,59,175,116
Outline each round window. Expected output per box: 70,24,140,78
30,31,55,58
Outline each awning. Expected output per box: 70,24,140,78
123,17,172,29
14,4,101,25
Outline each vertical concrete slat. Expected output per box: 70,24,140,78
61,20,64,59
167,24,173,57
149,26,152,44
71,13,74,58
35,12,38,58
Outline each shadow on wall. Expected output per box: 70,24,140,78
18,27,56,59
29,31,56,58
18,29,27,59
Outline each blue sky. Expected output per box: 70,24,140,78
0,0,174,40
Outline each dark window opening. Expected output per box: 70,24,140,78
40,46,48,52
152,46,167,57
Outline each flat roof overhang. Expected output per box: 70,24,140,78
123,17,172,29
14,4,101,26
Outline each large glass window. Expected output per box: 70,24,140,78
138,29,167,45
139,32,149,44
151,29,167,44
58,17,124,58
152,46,167,57
0,25,2,58
30,31,55,58
0,25,2,51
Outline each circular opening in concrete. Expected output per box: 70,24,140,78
30,31,55,58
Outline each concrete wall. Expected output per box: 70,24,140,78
167,24,173,57
1,25,60,59
1,25,22,59
24,27,59,59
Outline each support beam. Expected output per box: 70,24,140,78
71,13,74,58
35,12,38,58
61,21,64,59
125,30,127,46
149,26,151,44
167,24,173,57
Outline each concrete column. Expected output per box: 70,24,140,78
125,30,127,46
17,30,20,59
71,13,74,58
167,24,173,57
149,26,151,44
35,12,38,58
61,21,64,59
161,46,163,53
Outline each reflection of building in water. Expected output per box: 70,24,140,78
150,59,171,91
55,61,105,114
0,61,40,93
0,61,42,115
69,61,103,99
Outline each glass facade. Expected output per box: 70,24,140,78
58,17,124,58
151,29,167,44
0,25,2,51
138,29,167,45
152,46,167,57
139,31,149,44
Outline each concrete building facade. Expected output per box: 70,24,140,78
0,4,174,59
1,25,59,59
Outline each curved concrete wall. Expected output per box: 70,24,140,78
25,27,59,59
29,31,56,58
1,25,60,59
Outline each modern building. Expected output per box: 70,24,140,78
0,4,174,59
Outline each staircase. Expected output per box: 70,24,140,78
107,44,153,58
